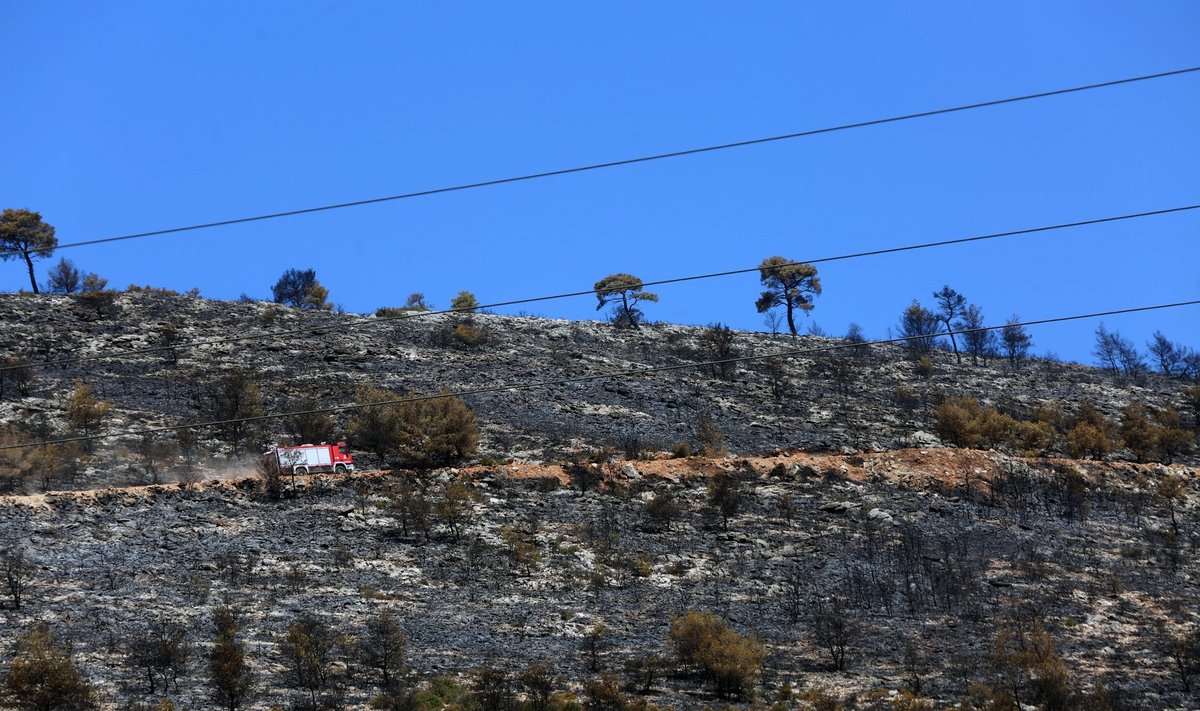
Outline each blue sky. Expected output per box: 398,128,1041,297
3,2,1198,363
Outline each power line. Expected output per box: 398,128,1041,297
2,298,1196,453
4,202,1196,374
3,65,1197,260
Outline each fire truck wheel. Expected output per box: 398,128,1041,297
294,466,308,476
335,464,347,474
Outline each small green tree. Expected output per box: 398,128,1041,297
209,607,252,711
1121,404,1157,462
271,268,331,310
4,623,96,711
450,291,479,313
435,481,475,541
594,273,658,329
1065,405,1118,460
393,392,480,468
0,209,57,294
45,258,80,295
65,381,109,451
347,386,401,459
755,256,820,337
359,608,406,689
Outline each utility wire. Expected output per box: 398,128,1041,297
2,299,1196,452
4,202,1196,373
3,65,1197,260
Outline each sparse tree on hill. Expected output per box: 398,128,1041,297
0,208,57,294
359,608,406,689
285,394,335,445
898,300,939,357
65,381,109,452
695,411,726,457
1001,316,1032,370
347,386,401,459
594,273,659,329
128,618,190,695
435,481,475,541
810,595,857,672
645,490,682,531
755,256,820,337
3,547,33,610
202,371,263,456
45,258,80,295
1,358,35,400
1148,331,1189,377
348,387,478,468
707,474,742,530
75,273,117,317
209,607,252,711
1158,622,1200,693
404,292,431,311
137,432,176,485
271,268,331,310
80,272,107,292
956,303,995,366
1094,324,1145,379
1065,405,1119,460
699,323,737,380
280,616,342,707
1121,404,1157,463
933,285,967,364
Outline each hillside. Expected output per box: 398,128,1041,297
0,451,1198,709
0,291,1194,490
1,291,1199,710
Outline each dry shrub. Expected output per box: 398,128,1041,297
669,610,764,699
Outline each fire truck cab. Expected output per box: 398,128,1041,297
265,442,355,476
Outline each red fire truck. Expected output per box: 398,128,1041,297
264,442,355,476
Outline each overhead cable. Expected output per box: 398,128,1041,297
3,65,1196,259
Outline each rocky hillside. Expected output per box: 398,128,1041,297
0,451,1197,709
0,291,1195,490
0,292,1198,710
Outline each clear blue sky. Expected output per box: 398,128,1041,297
3,2,1198,363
